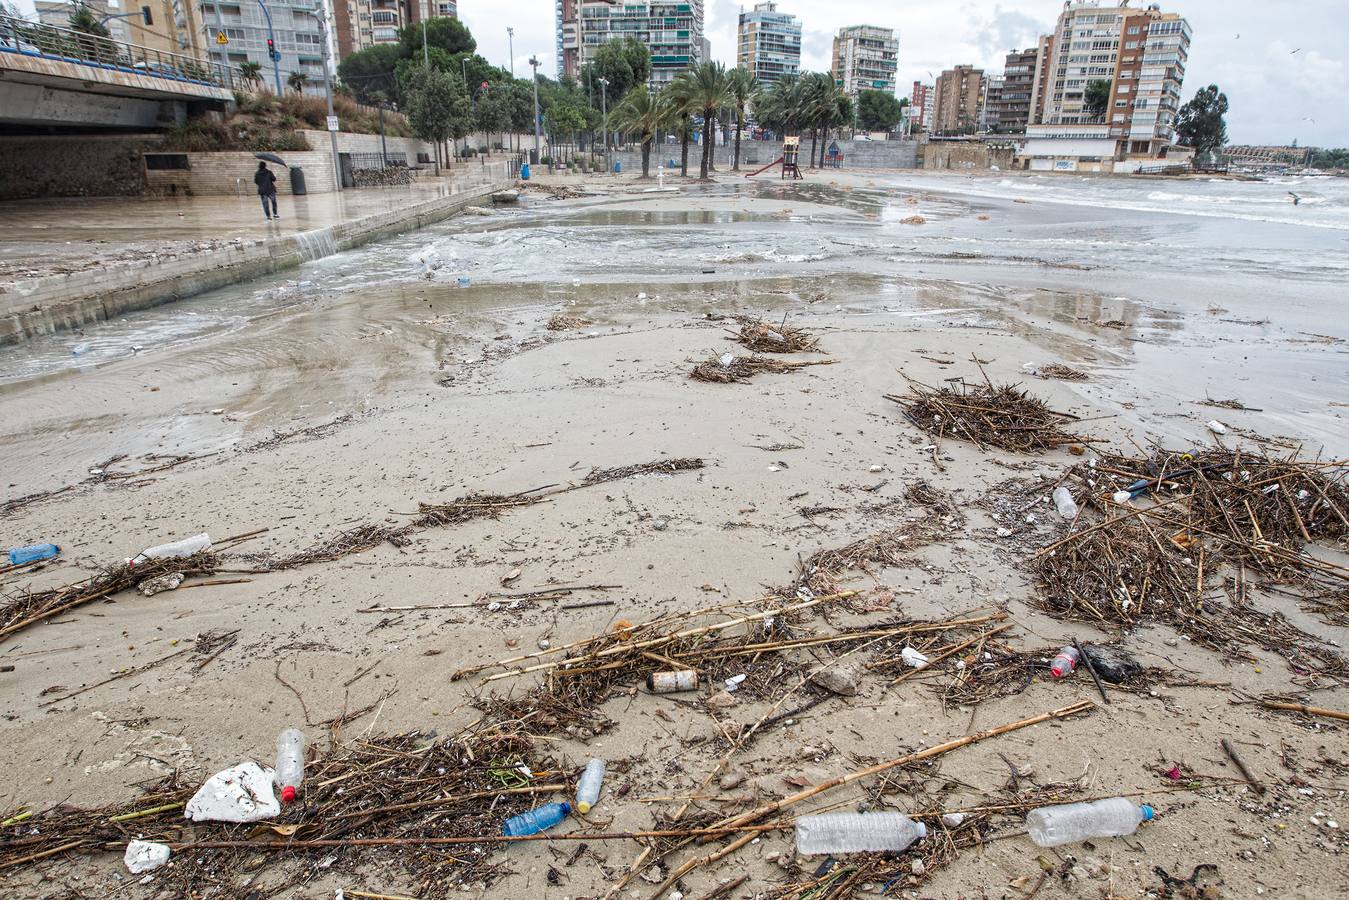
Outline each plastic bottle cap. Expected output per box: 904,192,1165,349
1140,804,1154,821
281,785,297,803
577,801,592,814
560,802,572,816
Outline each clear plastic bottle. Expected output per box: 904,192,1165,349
1026,798,1153,847
274,727,306,803
503,801,572,837
1052,486,1079,520
135,533,212,563
795,812,927,855
575,759,605,813
8,543,60,566
1050,646,1080,678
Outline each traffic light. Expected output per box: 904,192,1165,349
141,5,153,25
266,37,276,60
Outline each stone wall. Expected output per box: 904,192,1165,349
608,138,919,173
922,142,1017,170
0,134,162,200
145,151,339,197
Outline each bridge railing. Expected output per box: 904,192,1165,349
0,13,234,92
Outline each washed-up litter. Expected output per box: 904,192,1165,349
547,314,592,331
1038,363,1089,381
6,543,59,566
184,762,281,823
133,533,212,564
795,811,926,855
123,840,171,873
275,727,306,803
1026,798,1153,847
733,316,821,353
575,759,605,813
137,572,184,596
887,373,1086,453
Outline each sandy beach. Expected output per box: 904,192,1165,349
1,169,1346,898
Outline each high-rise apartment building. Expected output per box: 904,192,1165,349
1026,0,1191,159
931,64,982,135
831,25,897,97
37,0,208,58
557,0,706,87
910,81,934,130
332,1,455,61
989,46,1038,132
737,1,800,86
201,0,328,93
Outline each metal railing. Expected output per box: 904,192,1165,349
0,13,234,91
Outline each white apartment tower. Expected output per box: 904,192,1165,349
830,25,898,97
737,2,801,86
557,0,706,87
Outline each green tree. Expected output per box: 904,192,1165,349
287,71,308,94
406,66,469,174
67,2,111,37
611,85,673,177
856,89,904,132
1309,148,1349,169
725,67,756,171
474,87,512,152
686,62,730,179
1176,84,1229,159
338,44,405,104
400,16,475,58
238,60,264,91
1083,78,1112,120
581,36,652,103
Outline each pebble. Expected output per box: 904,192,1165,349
718,772,746,790
537,639,551,650
652,518,668,531
868,465,883,473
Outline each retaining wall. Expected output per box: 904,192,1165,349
1,160,517,346
609,138,919,173
0,134,163,200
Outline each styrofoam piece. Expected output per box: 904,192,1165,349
184,761,280,823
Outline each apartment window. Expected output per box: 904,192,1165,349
372,26,396,40
1127,26,1140,35
1115,100,1128,107
1117,84,1130,93
1113,114,1125,123
1124,41,1138,49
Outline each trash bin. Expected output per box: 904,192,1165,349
529,149,539,165
520,162,531,180
289,166,307,195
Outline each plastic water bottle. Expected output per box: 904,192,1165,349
274,728,306,803
1052,486,1079,520
134,533,212,563
795,812,927,855
503,801,571,837
575,759,605,813
1050,646,1080,678
8,543,60,566
1026,798,1153,847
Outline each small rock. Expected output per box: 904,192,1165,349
718,772,746,790
868,465,883,473
705,690,737,710
652,518,668,531
941,812,965,827
810,663,861,697
911,858,926,876
537,639,551,650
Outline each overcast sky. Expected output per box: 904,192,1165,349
15,0,1344,145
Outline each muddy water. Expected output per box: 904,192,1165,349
1,174,1346,493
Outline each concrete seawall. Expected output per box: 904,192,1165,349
1,166,516,346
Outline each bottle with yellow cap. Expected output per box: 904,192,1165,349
575,758,605,814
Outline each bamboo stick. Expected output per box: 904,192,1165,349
1260,700,1349,722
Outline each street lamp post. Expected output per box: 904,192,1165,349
313,0,341,191
597,76,609,174
507,26,514,77
529,55,541,164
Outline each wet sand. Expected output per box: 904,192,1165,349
1,171,1346,898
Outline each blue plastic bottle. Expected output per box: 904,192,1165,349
8,543,60,566
502,802,571,837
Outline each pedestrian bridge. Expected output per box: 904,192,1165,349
1,14,233,130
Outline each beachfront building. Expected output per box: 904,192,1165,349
331,1,456,60
557,0,706,87
737,1,801,86
831,25,898,98
37,0,209,58
200,0,328,94
989,46,1038,133
910,81,934,131
931,64,983,135
1021,0,1192,171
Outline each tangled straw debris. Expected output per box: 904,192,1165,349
887,373,1085,453
547,314,592,331
1038,363,1089,381
691,353,836,384
733,316,821,353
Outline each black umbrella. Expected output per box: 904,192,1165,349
254,152,289,167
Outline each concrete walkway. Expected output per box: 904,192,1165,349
0,170,513,283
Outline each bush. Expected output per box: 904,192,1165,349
540,155,552,165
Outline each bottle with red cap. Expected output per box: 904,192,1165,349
1050,646,1080,678
274,727,306,803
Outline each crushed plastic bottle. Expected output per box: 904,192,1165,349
7,543,60,566
1050,646,1080,678
71,342,90,356
1052,486,1079,520
274,727,306,803
1026,798,1153,847
503,801,571,837
575,758,605,813
134,533,212,564
795,812,927,855
900,647,930,669
1206,420,1227,435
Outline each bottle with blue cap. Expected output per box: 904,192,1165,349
1026,798,1154,847
502,801,571,837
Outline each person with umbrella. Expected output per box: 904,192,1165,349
254,161,280,220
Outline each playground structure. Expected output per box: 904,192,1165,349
744,136,804,180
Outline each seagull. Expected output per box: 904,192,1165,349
1290,48,1302,54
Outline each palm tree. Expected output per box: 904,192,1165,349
287,71,308,94
686,62,730,179
665,71,697,178
238,61,263,92
725,67,757,172
802,72,837,168
610,86,673,178
812,82,853,168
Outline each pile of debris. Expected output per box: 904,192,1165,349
691,353,835,384
546,314,592,331
733,316,822,353
887,373,1085,453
